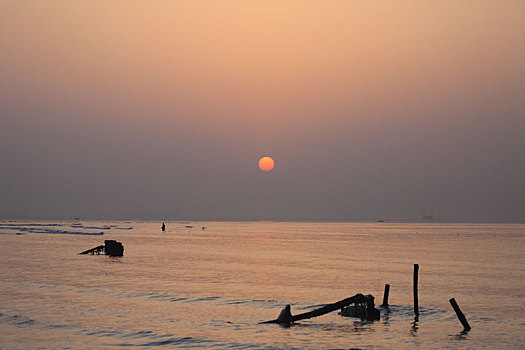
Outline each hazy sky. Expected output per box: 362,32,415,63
1,1,524,221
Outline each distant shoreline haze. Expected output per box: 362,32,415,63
1,217,524,224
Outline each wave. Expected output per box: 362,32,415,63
0,225,105,235
0,223,64,227
0,222,131,235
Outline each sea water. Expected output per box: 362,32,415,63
0,221,523,349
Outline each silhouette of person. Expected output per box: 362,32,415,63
161,223,166,232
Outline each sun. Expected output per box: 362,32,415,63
258,156,275,172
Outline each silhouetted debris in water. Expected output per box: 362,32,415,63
413,264,419,315
79,240,124,256
262,265,473,333
382,284,390,307
261,293,380,325
340,294,381,321
449,298,471,331
79,245,104,255
105,240,124,256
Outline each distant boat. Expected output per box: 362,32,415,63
377,220,384,223
422,215,434,222
185,225,194,228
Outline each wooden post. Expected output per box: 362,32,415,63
382,284,390,307
413,264,419,315
449,298,471,331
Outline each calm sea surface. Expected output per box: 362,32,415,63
0,221,524,349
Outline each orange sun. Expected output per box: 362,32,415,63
258,156,275,172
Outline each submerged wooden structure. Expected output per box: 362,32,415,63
260,263,473,332
340,294,381,321
79,240,124,256
262,293,380,325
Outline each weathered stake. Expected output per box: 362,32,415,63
449,298,471,331
413,264,419,315
382,284,390,307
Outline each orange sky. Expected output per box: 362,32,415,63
1,1,524,221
